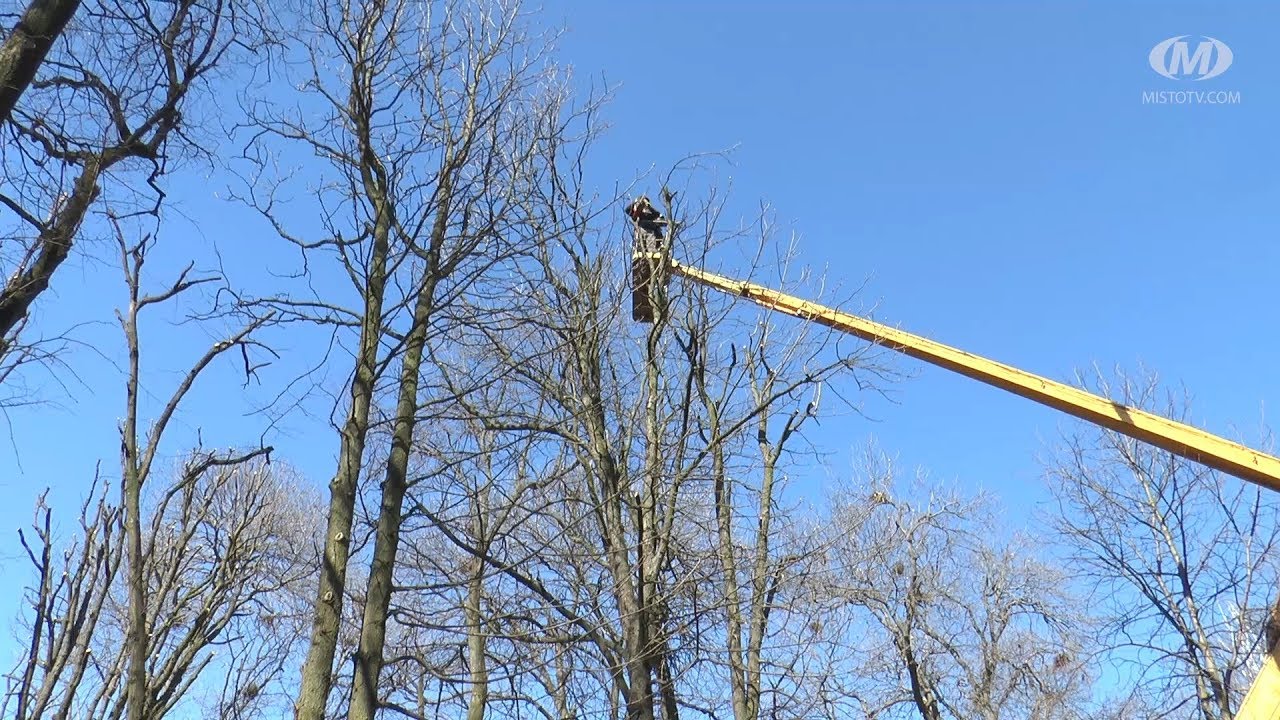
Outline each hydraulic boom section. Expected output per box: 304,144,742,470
626,211,1280,493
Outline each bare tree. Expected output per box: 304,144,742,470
681,228,871,720
413,119,885,717
1048,369,1280,720
0,0,269,400
344,5,549,717
236,0,551,716
112,224,276,720
383,418,580,720
3,476,122,720
814,452,1096,720
2,458,317,720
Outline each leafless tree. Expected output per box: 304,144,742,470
813,452,1096,720
236,0,552,716
1047,368,1280,720
3,476,122,720
383,419,580,720
112,223,276,720
2,458,318,720
673,223,879,720
8,5,1229,720
410,103,890,717
0,0,270,402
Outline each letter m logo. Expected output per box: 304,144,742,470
1169,40,1213,76
1149,36,1233,80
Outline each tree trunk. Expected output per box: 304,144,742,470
711,421,752,720
744,427,779,720
465,489,489,720
293,50,397,714
121,296,147,720
123,460,146,720
900,573,943,720
0,0,81,124
638,254,686,720
0,159,100,356
294,224,389,720
346,261,441,720
585,384,654,720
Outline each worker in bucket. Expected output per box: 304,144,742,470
625,195,668,241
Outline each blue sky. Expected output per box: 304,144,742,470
3,0,1279,685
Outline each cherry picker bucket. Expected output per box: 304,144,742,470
630,225,666,323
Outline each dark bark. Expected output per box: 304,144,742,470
0,0,80,124
347,180,449,720
293,220,389,720
0,159,99,356
291,22,398,711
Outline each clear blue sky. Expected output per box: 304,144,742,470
3,0,1279,675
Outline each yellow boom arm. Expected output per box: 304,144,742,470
667,259,1280,493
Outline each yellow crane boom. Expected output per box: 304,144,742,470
666,259,1280,493
630,232,1280,719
